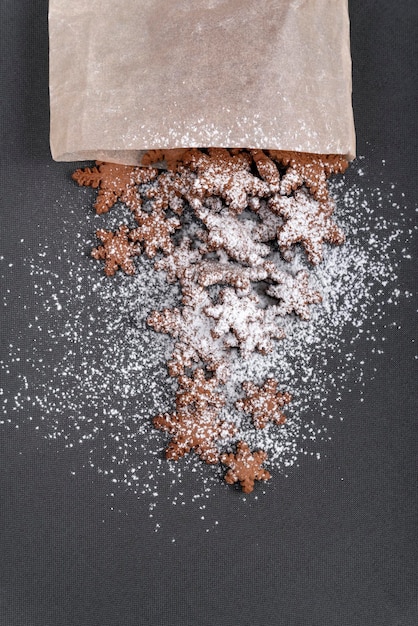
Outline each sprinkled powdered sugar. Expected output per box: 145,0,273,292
0,157,416,529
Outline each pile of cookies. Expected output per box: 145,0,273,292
73,148,348,493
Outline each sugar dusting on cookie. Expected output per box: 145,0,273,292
0,155,415,532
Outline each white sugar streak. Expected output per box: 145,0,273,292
0,162,416,528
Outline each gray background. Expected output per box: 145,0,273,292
1,1,417,625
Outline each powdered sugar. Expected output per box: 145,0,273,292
0,160,416,530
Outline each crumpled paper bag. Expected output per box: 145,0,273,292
49,0,356,165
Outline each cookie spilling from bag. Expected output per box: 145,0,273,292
72,148,348,492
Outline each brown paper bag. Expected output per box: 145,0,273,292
49,0,355,164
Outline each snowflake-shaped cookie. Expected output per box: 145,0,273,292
236,379,291,429
190,148,270,214
266,269,322,320
147,301,229,381
195,205,270,266
141,148,197,171
153,406,236,464
204,288,285,357
270,189,345,265
204,289,262,340
91,225,141,276
224,307,285,357
175,368,225,412
249,149,281,193
72,161,158,214
154,237,202,283
268,151,348,202
220,441,271,493
252,201,284,242
130,207,181,258
144,169,195,215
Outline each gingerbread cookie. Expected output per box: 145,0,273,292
268,151,348,202
270,189,345,265
220,441,271,493
236,379,291,429
130,206,181,258
266,269,322,320
189,148,270,214
91,225,141,276
72,161,158,214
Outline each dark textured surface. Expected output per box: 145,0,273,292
1,2,417,625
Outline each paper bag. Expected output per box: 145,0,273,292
49,0,356,165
